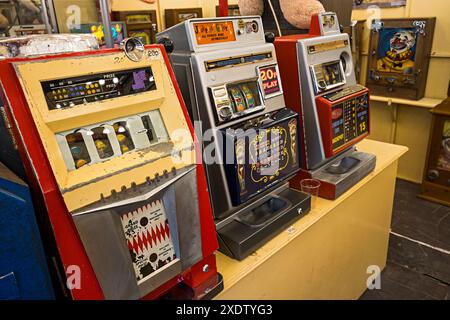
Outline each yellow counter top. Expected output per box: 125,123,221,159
215,139,408,299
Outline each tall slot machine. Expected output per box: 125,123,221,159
157,17,311,261
275,12,377,200
0,37,223,300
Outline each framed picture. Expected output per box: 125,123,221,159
113,11,158,44
366,18,436,100
419,97,450,206
70,22,127,48
353,0,407,9
128,30,152,45
215,4,241,17
165,8,203,28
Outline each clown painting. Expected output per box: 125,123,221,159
376,28,418,74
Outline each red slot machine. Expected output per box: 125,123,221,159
0,36,223,299
275,12,376,200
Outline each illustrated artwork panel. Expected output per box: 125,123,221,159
376,27,418,74
121,200,177,283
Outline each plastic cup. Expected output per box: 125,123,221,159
300,179,321,207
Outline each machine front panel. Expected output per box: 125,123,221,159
224,110,300,205
13,48,196,212
317,86,370,157
296,33,358,169
194,44,285,129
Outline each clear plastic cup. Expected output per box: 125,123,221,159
300,179,321,207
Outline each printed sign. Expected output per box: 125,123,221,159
121,200,176,283
193,21,236,45
258,64,283,98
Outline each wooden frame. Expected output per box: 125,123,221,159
165,8,203,29
215,4,240,17
350,20,365,83
366,18,436,100
113,10,158,44
419,97,450,206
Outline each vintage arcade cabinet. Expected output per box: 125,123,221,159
275,12,376,200
157,16,311,260
0,38,222,299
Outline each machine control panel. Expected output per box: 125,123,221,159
317,86,370,157
42,67,157,110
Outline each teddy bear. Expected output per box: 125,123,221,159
238,0,325,32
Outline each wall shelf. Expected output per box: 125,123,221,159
370,95,443,109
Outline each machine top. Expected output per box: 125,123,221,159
157,16,265,53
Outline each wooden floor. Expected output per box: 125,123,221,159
361,179,450,300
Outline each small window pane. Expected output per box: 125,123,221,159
66,132,91,169
92,127,114,159
113,121,135,154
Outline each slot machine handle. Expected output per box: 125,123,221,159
157,37,174,54
265,32,276,44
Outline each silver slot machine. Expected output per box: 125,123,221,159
157,17,311,260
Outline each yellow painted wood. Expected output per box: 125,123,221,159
352,0,450,183
14,49,196,212
370,96,443,109
215,139,408,300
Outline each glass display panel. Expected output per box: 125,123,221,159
66,131,91,169
113,121,135,154
42,67,157,111
227,81,261,114
92,127,114,159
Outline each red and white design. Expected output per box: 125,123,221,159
121,200,177,282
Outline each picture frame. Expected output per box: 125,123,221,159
165,8,203,29
215,4,241,17
366,18,436,100
350,20,366,83
113,10,158,44
419,97,450,206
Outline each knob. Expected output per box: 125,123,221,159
157,37,174,54
265,32,276,44
428,170,439,181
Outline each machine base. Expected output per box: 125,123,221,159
216,185,311,261
291,149,377,200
